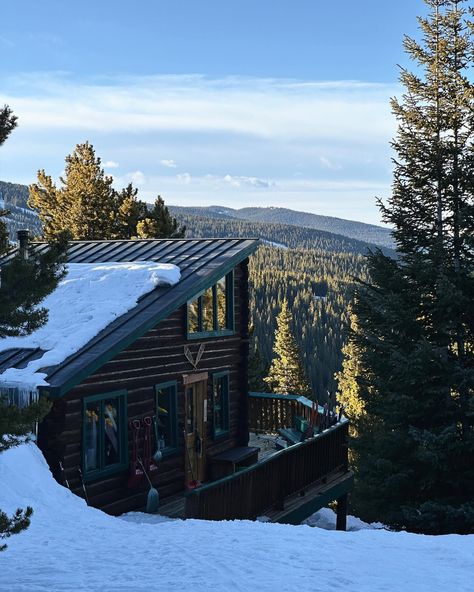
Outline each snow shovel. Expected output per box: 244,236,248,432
138,457,160,514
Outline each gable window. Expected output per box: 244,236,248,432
187,271,234,338
212,371,230,438
155,381,178,455
83,391,127,481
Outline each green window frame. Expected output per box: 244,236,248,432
186,271,235,339
155,381,179,457
82,390,128,482
212,371,230,439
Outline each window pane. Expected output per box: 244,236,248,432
188,297,199,333
213,375,228,434
186,387,195,435
85,402,100,472
157,387,173,450
202,287,214,331
216,277,227,330
104,398,120,467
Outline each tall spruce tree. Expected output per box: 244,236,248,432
344,0,474,534
248,324,268,392
0,105,66,551
335,314,364,423
264,299,312,396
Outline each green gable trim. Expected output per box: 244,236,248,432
39,241,258,398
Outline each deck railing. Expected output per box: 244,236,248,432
185,419,349,521
248,391,329,433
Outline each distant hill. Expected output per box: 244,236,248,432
169,205,395,249
171,211,396,258
0,180,41,241
0,179,390,396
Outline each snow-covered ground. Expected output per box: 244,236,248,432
262,239,288,249
0,262,180,390
1,444,473,592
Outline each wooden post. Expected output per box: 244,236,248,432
336,494,348,531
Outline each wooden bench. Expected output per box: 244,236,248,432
210,446,260,480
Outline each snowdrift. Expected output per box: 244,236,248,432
1,443,473,592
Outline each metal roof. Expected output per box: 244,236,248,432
1,238,259,396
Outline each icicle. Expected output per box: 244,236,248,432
0,382,39,408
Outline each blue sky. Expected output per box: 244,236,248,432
0,0,427,224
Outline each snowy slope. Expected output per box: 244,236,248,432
1,443,473,592
0,262,180,389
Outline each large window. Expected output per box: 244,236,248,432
212,371,230,438
83,391,127,481
187,272,234,337
155,381,178,455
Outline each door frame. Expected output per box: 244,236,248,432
183,372,208,486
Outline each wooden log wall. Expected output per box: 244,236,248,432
38,261,250,516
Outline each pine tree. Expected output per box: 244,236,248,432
0,105,17,146
0,106,65,550
136,195,185,239
348,0,474,534
112,183,149,239
29,144,185,241
335,314,364,422
29,142,117,240
248,324,268,392
264,299,312,396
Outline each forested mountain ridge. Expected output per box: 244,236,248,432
172,212,396,258
0,180,42,241
177,212,373,397
169,204,395,249
1,178,373,398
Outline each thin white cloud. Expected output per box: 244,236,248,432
0,35,15,48
112,170,146,187
319,156,342,171
223,174,274,188
160,159,178,168
104,160,119,169
176,172,191,185
0,72,397,224
0,73,396,142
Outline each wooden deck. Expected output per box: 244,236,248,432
158,420,351,526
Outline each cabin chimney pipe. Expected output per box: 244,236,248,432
17,229,29,260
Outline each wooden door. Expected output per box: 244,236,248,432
183,372,208,485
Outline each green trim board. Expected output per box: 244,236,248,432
155,380,179,457
212,370,230,438
82,390,128,483
32,239,259,398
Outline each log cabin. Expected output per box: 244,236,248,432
0,235,353,528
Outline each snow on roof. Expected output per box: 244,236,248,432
0,261,180,389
